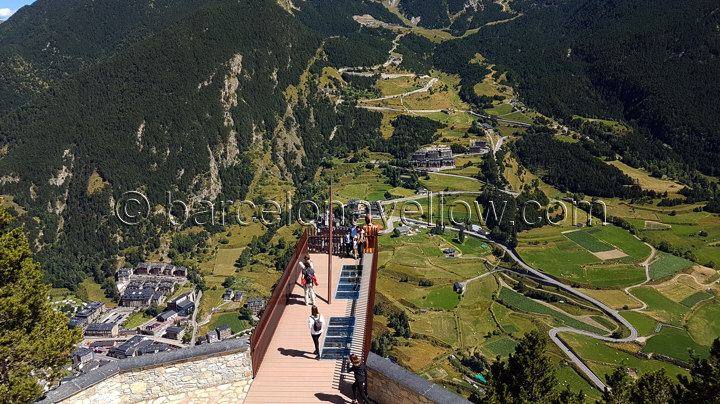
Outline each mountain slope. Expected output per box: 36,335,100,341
434,0,720,174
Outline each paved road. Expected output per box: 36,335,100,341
400,218,639,391
426,171,519,196
190,289,202,345
359,77,438,102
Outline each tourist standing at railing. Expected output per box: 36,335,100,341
299,255,317,306
362,214,379,254
308,305,325,360
347,354,369,403
356,224,366,256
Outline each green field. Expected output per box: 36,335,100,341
643,326,710,362
680,291,713,307
483,336,519,356
484,103,513,116
122,312,153,329
415,285,461,311
411,312,458,346
560,332,689,381
630,287,689,326
619,311,657,336
208,312,250,334
648,252,694,280
76,278,117,307
583,264,647,288
564,230,613,252
686,300,720,346
498,288,605,334
419,173,484,193
517,224,651,287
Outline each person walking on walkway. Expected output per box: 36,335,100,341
308,305,325,359
347,354,369,403
299,255,317,306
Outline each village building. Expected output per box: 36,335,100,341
174,266,188,277
71,348,94,368
468,140,490,154
205,332,219,344
108,336,152,359
164,326,186,340
233,290,244,302
121,289,155,307
157,310,177,323
134,262,151,275
443,247,457,258
138,343,170,355
454,282,466,294
116,267,133,282
215,324,232,340
411,147,455,171
157,280,176,294
246,298,265,315
84,322,119,338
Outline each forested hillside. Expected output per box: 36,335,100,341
0,0,718,291
0,0,410,290
434,0,720,175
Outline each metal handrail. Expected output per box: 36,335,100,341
249,231,308,377
362,235,379,362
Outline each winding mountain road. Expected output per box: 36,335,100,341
397,217,641,392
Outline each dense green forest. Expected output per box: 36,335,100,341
434,0,720,175
0,0,322,288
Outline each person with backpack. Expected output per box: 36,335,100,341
299,255,317,306
344,231,352,257
347,353,369,403
308,305,325,359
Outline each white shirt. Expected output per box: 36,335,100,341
308,314,325,335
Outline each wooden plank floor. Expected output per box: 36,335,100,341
244,253,361,404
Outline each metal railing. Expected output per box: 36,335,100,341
308,234,348,255
362,235,379,362
249,231,308,377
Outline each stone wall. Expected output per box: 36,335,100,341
38,339,251,404
366,353,472,404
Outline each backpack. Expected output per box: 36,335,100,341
313,315,322,332
304,267,315,285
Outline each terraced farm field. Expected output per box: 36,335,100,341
648,252,694,280
564,230,613,252
498,287,605,334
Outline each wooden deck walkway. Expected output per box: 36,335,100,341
244,253,367,403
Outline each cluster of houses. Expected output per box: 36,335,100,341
167,292,195,315
346,200,383,218
223,289,243,302
68,301,105,329
468,139,491,154
118,263,189,308
198,325,233,344
107,336,170,359
70,335,172,371
118,263,188,281
411,147,455,171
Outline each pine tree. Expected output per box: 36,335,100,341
483,330,559,403
676,338,720,402
0,207,82,403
